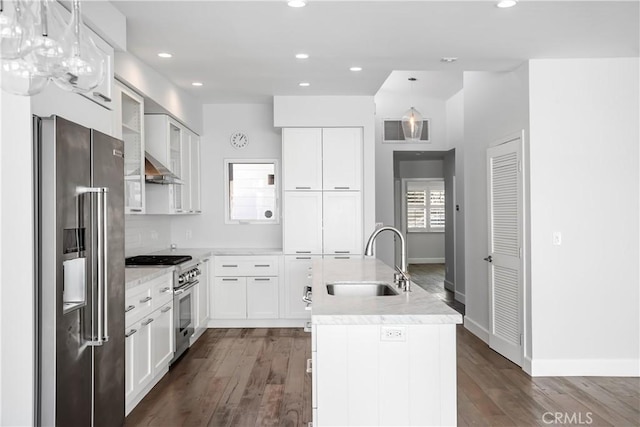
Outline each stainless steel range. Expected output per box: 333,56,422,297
125,255,201,363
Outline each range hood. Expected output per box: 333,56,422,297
144,152,182,185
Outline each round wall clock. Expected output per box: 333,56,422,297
230,132,249,149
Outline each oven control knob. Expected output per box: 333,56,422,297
178,276,185,284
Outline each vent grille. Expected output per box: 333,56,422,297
383,119,430,142
492,265,519,344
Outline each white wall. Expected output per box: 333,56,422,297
171,103,282,249
528,58,639,376
446,90,465,300
374,95,449,267
125,216,173,257
273,96,376,252
461,65,530,343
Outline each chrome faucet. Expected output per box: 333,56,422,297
364,226,411,292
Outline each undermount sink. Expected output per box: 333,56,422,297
326,281,398,297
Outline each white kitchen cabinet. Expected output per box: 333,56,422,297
282,128,322,190
188,131,202,213
247,277,279,319
212,277,247,319
211,256,280,321
283,255,319,319
116,82,146,214
283,192,323,254
323,191,363,255
322,128,362,191
151,302,174,372
145,114,201,215
124,272,174,415
80,26,114,111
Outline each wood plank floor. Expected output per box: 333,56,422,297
126,326,639,427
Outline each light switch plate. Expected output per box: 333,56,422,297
553,231,562,246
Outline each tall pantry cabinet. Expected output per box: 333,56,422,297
282,128,363,319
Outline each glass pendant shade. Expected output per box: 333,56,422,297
401,107,424,141
1,57,48,95
0,0,35,60
29,0,66,75
52,0,104,94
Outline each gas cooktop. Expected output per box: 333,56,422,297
125,255,193,266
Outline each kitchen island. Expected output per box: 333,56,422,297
310,258,463,427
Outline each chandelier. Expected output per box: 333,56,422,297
0,0,105,96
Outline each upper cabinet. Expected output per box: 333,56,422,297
115,81,145,214
282,128,322,191
145,114,201,215
82,30,114,111
282,128,362,191
322,128,362,191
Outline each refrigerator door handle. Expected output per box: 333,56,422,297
79,186,109,346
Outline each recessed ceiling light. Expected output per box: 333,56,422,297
440,57,458,63
192,82,203,87
295,53,309,59
496,0,517,8
157,52,172,58
299,82,310,87
350,66,363,72
288,0,307,7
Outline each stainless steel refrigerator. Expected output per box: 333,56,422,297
35,115,125,426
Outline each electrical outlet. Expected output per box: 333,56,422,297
553,231,562,246
186,229,192,239
381,326,406,341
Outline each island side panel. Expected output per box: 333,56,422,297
408,324,443,425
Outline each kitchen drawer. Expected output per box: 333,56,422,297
125,284,152,328
214,256,278,277
150,275,173,310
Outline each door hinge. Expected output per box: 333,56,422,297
518,161,522,172
519,334,523,346
519,247,522,258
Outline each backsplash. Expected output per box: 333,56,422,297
125,215,172,257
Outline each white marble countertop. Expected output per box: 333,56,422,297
311,258,463,325
125,266,174,290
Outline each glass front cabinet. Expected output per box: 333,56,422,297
117,81,146,214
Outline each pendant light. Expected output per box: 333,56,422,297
401,77,424,142
0,0,105,96
52,0,105,93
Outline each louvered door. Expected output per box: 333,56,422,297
487,137,523,366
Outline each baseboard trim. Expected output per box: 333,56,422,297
523,356,533,376
408,257,445,264
207,318,308,328
464,316,489,344
529,358,640,377
454,290,465,304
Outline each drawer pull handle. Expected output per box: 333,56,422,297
142,318,154,326
254,264,270,267
222,264,238,268
306,358,312,374
129,208,142,212
334,186,350,190
140,296,152,303
161,306,172,313
334,257,350,260
295,186,311,190
296,251,311,254
160,287,171,293
254,278,270,282
125,305,135,313
296,256,311,260
125,329,137,338
334,251,350,254
222,278,238,282
92,92,112,102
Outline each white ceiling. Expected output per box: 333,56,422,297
112,0,639,104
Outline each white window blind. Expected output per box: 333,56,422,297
406,180,445,232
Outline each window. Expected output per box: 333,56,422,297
225,160,278,224
406,180,444,232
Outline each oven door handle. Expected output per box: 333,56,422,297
174,280,199,295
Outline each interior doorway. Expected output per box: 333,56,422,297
392,149,463,313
